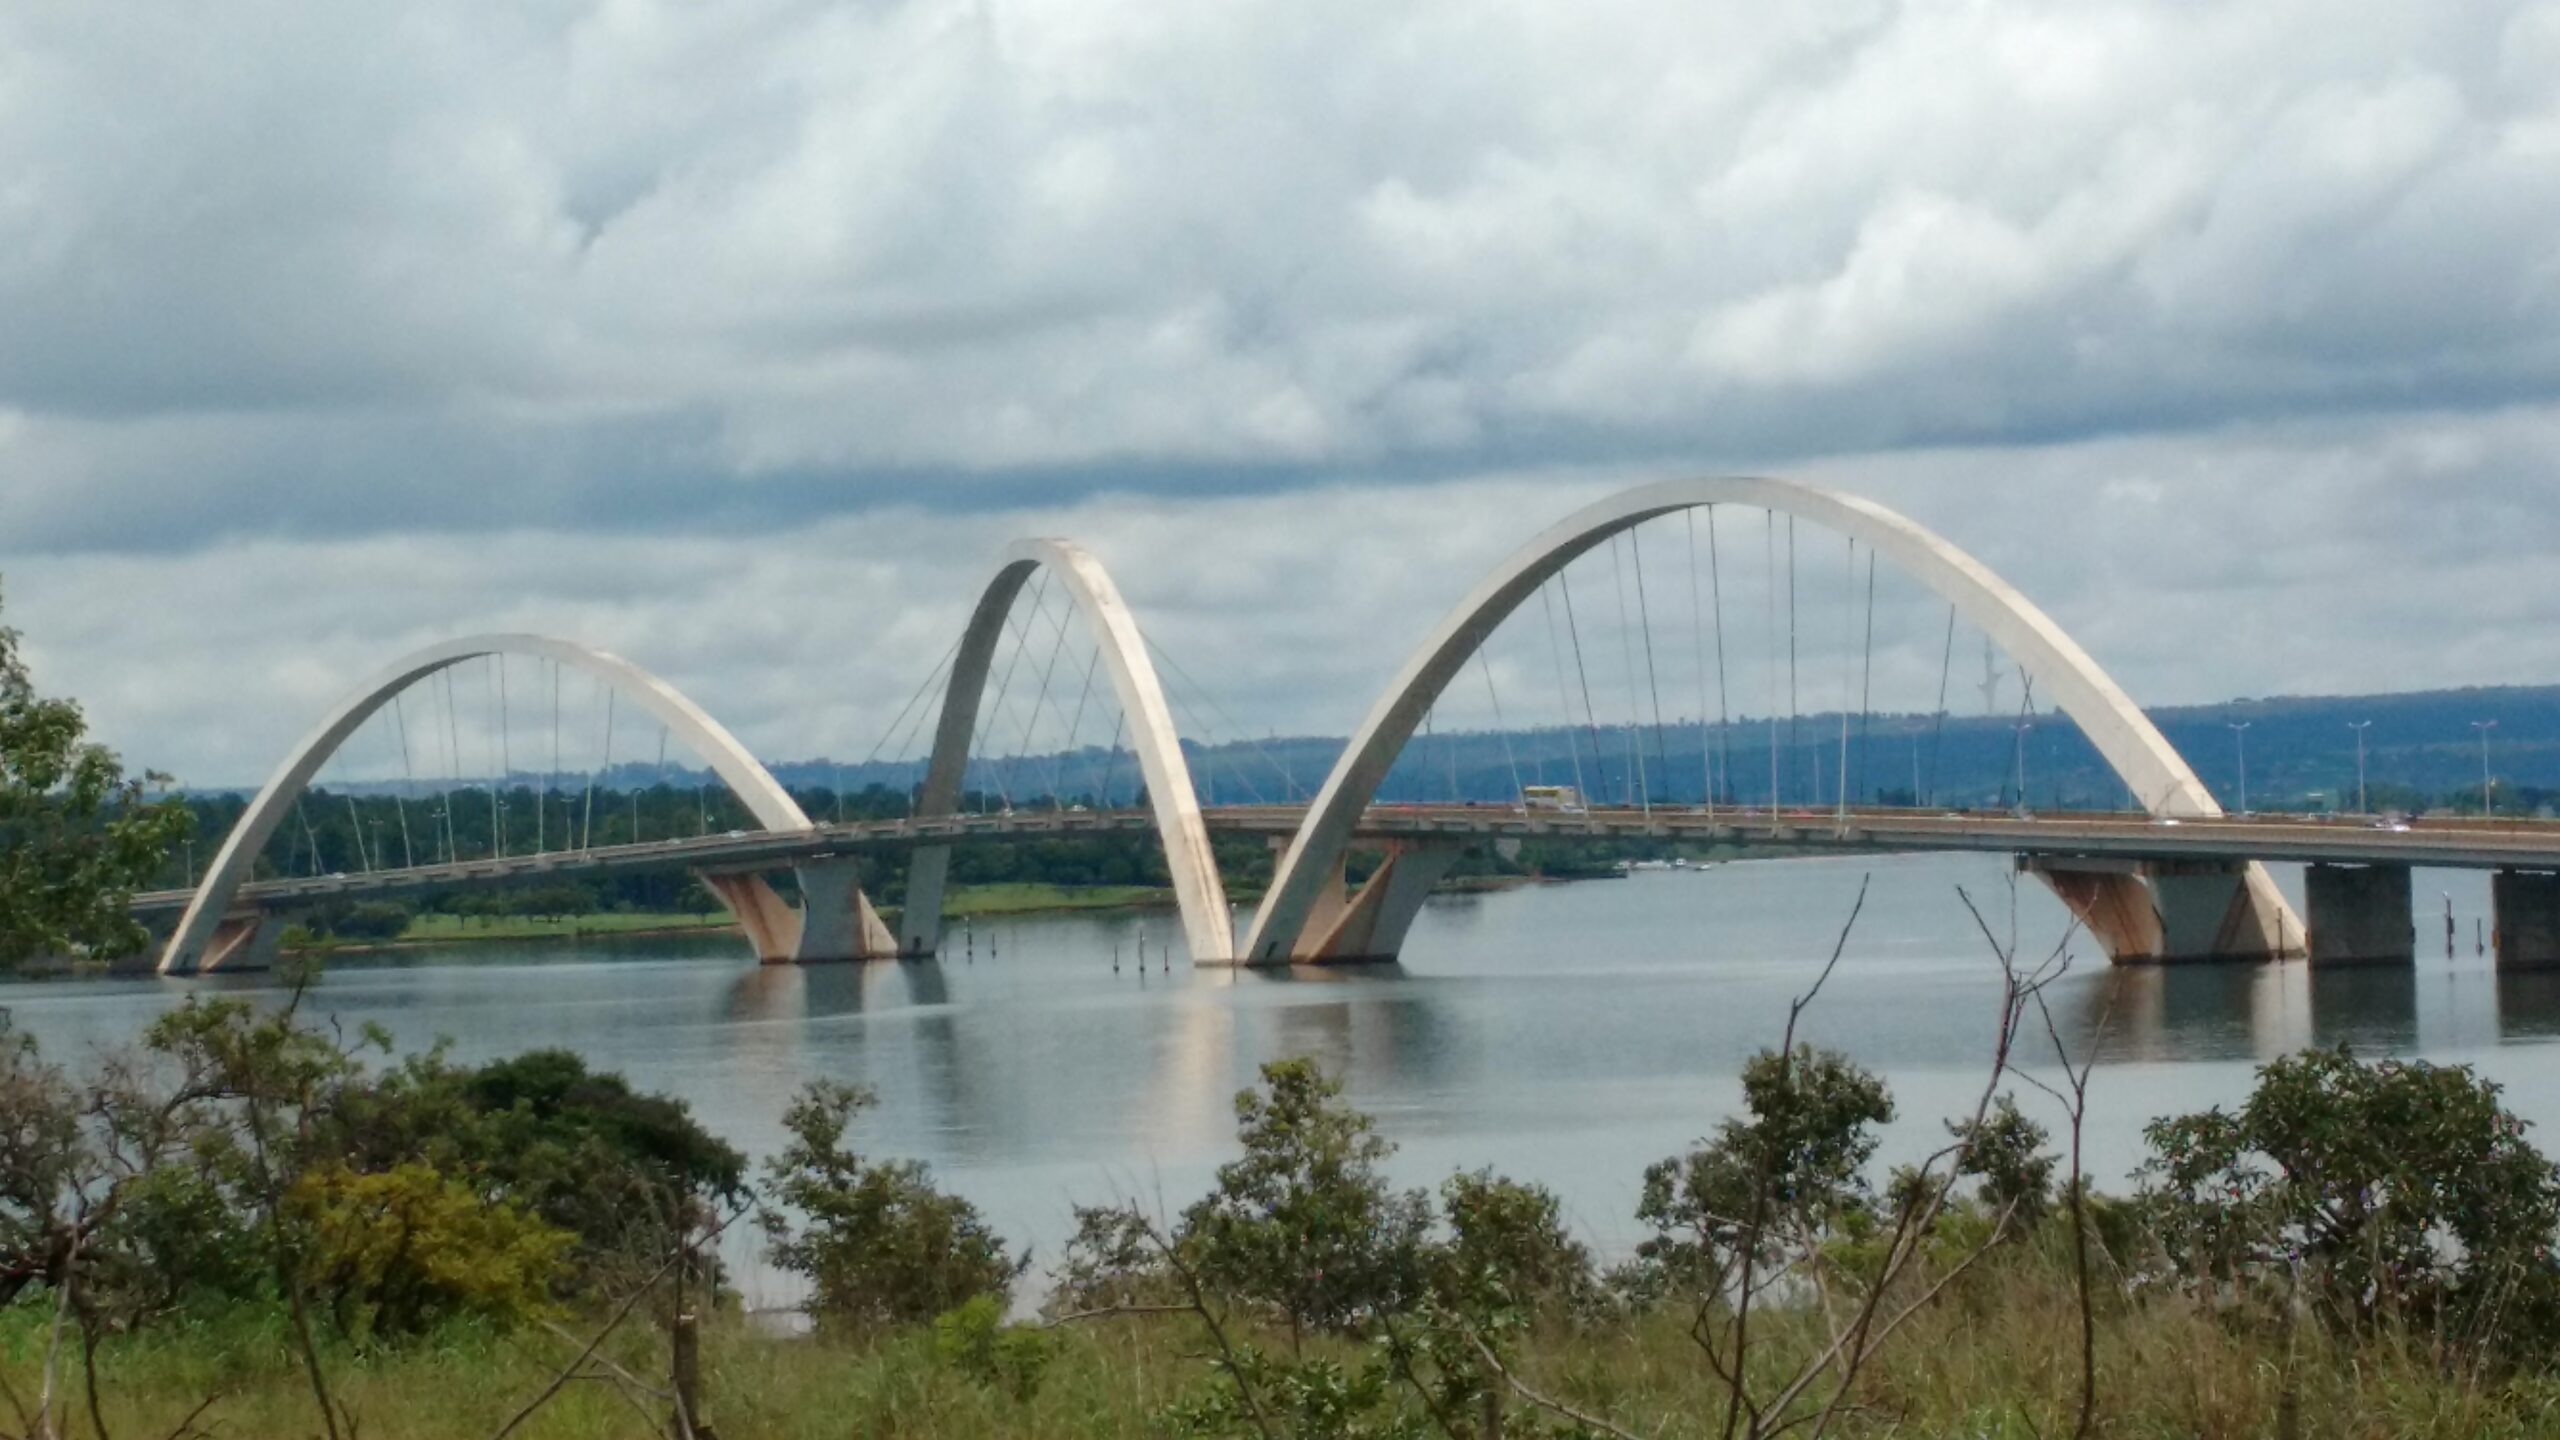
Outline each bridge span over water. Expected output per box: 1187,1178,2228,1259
150,477,2560,976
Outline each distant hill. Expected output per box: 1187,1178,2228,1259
270,684,2560,817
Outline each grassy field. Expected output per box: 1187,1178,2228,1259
398,910,733,942
11,1253,2560,1440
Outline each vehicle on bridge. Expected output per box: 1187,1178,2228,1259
1522,785,1584,813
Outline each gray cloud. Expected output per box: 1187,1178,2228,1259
3,1,2558,780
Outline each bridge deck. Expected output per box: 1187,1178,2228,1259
131,805,2560,918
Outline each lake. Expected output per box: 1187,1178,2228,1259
2,852,2542,1306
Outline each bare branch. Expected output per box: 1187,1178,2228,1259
1468,1333,1650,1440
1041,1304,1201,1329
489,1249,682,1440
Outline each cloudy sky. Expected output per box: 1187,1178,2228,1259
3,0,2556,786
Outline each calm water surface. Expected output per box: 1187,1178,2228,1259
3,853,2545,1303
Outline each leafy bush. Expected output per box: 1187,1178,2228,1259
1177,1059,1434,1338
1634,1044,1895,1288
760,1081,1021,1331
2143,1046,2560,1363
1434,1169,1597,1319
326,1046,747,1286
933,1293,1053,1401
289,1162,571,1339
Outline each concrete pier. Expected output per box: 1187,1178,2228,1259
2493,870,2560,969
702,859,898,964
2031,857,2307,964
2305,863,2415,966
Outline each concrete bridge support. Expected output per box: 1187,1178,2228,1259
1282,840,1464,963
2028,858,2307,964
2304,864,2415,966
200,914,284,973
700,859,898,964
898,847,954,958
2493,870,2560,969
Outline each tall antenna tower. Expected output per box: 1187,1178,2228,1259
1978,637,2003,716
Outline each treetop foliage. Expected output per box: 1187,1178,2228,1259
0,585,191,968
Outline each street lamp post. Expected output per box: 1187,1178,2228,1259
2228,721,2252,815
2010,721,2035,816
2348,721,2373,815
2474,720,2499,817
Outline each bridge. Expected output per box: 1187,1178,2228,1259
147,477,2560,976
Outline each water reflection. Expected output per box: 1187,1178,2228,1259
16,854,2560,1268
2306,964,2420,1052
2088,964,2292,1064
2496,968,2560,1040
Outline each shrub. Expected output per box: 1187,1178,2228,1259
2142,1046,2560,1363
760,1081,1020,1331
1635,1044,1895,1289
1177,1059,1434,1337
327,1047,747,1285
288,1161,571,1339
1434,1169,1597,1319
933,1293,1053,1401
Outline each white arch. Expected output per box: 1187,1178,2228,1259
899,539,1234,963
160,634,809,974
1243,475,2300,961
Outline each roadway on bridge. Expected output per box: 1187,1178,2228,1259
134,805,2560,919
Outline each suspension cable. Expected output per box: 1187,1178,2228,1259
1153,668,1268,806
975,589,1044,809
1095,712,1129,809
973,575,1048,811
1146,637,1302,802
497,652,512,832
390,690,418,869
546,658,560,855
1837,537,1855,827
651,726,669,842
1857,550,1877,807
1629,524,1675,813
440,667,465,860
1605,535,1648,814
1537,582,1592,811
1477,649,1525,806
295,794,325,876
1557,568,1610,811
1764,511,1779,809
1684,510,1714,815
1928,605,1956,808
488,655,505,859
863,635,963,771
345,794,370,872
1705,507,1734,805
1002,581,1075,807
1787,513,1801,808
1049,641,1105,805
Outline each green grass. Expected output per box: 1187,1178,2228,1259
398,911,733,942
936,883,1166,918
16,1244,2560,1439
